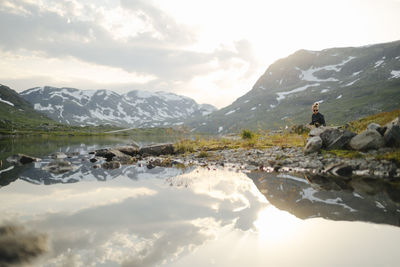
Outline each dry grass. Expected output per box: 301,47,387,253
174,131,306,154
348,109,400,133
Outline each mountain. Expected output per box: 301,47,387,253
187,40,400,133
0,84,55,130
21,87,217,128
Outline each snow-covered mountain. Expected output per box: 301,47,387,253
20,87,217,127
187,40,400,133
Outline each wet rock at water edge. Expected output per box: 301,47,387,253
304,136,322,154
324,163,353,177
42,160,75,174
50,152,67,159
101,161,121,169
115,145,139,156
349,130,385,151
139,143,175,156
6,154,41,165
90,158,98,163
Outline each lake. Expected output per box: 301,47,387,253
0,136,399,267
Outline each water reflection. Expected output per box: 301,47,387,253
0,169,268,266
248,172,400,227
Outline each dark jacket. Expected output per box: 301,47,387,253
310,112,326,127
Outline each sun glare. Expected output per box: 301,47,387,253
254,206,303,242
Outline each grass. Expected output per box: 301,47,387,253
173,131,306,154
376,150,400,165
322,149,363,159
348,109,400,133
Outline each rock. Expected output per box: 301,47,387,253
139,143,175,156
304,136,322,154
309,127,326,137
90,158,98,163
325,163,353,177
6,154,41,165
94,148,115,159
129,141,140,148
115,146,139,156
95,149,134,163
367,123,381,131
51,152,67,159
384,125,400,147
319,128,342,148
376,126,387,136
42,160,74,174
326,130,356,150
101,161,121,169
349,130,385,151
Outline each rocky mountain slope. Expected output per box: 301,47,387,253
0,84,55,130
21,87,217,128
188,40,400,133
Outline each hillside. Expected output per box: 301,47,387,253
186,40,400,133
21,86,217,128
0,84,56,130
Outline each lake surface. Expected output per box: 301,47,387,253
0,137,400,267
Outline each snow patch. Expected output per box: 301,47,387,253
225,110,236,115
390,70,400,79
251,107,257,111
0,97,14,106
298,56,355,82
218,126,223,133
244,100,250,103
34,103,53,111
321,89,329,93
336,94,342,99
276,83,320,102
352,70,363,76
344,78,360,87
374,59,385,68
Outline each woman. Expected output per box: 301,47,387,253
309,102,326,127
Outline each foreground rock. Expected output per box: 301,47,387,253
6,154,41,165
304,136,322,154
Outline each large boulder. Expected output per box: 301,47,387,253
95,149,133,162
309,127,326,137
349,130,385,151
304,136,322,154
6,154,41,165
314,128,356,150
384,124,400,147
139,143,175,156
325,130,356,150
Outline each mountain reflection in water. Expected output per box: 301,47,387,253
1,162,400,266
248,172,400,227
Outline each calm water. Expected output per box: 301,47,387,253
0,137,400,267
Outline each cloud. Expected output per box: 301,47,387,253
0,0,258,87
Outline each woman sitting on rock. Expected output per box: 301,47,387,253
310,102,326,128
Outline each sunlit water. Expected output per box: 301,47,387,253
0,137,400,267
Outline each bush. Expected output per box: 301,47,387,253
241,129,254,140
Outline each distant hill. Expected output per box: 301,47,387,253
0,84,55,130
187,40,400,133
21,86,217,128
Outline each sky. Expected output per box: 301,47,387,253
0,0,399,108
